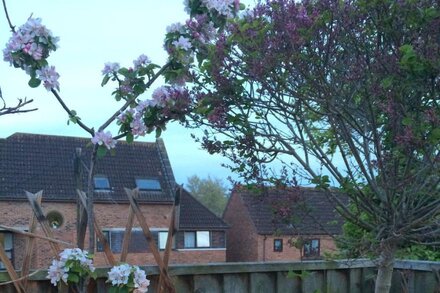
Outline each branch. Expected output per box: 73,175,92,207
99,62,171,133
2,0,15,32
0,95,37,116
50,89,94,135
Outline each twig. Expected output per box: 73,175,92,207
0,269,43,286
0,97,37,116
0,224,74,246
99,61,171,132
50,89,94,135
2,0,15,32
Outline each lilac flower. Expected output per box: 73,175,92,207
102,62,120,75
133,54,151,70
36,65,60,91
172,36,192,51
152,86,170,107
91,131,117,150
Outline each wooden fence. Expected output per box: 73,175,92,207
1,259,440,292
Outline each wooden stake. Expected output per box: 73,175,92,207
0,241,24,293
77,190,116,266
21,190,42,291
125,188,175,292
120,189,139,262
25,191,60,256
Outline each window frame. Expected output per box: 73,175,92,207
93,175,111,191
303,238,320,258
135,178,162,191
183,231,211,248
0,231,13,270
273,238,283,252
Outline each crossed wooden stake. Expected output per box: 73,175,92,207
0,188,179,292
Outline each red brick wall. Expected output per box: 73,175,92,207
257,235,338,261
0,201,225,269
223,193,259,262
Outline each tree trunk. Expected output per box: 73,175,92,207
375,241,397,293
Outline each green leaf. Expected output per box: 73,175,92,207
402,117,412,126
430,128,440,141
101,75,110,87
28,77,41,88
155,127,162,138
67,273,79,283
118,67,130,77
97,145,107,158
126,133,134,143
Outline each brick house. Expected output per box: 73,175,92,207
0,133,227,270
223,186,345,262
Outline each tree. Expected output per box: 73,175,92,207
1,0,243,291
186,1,440,292
186,175,228,216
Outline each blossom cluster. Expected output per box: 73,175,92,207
36,65,60,91
3,17,60,91
91,131,117,150
201,0,239,17
116,85,191,138
47,248,95,286
108,264,150,293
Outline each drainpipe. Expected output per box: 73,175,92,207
263,236,267,262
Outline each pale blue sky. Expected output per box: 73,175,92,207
0,1,254,186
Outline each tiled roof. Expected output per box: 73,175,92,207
232,186,346,235
179,189,228,230
0,133,175,203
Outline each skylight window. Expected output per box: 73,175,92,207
94,175,110,191
136,178,161,191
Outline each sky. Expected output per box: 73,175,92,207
0,0,254,187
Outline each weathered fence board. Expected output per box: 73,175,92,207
1,259,440,292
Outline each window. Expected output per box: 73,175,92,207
184,232,196,248
303,239,320,258
96,230,110,252
94,175,110,191
274,239,283,252
96,229,172,253
135,178,161,191
46,210,64,229
196,231,210,247
158,231,168,250
183,231,211,248
0,232,13,270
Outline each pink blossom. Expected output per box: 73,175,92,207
130,116,147,136
3,17,58,69
172,36,192,51
36,65,60,91
133,54,151,70
202,0,238,17
102,62,120,75
166,22,185,34
91,131,117,149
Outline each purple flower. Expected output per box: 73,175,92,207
172,36,192,51
91,131,117,149
133,54,151,70
102,62,120,75
36,65,60,91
